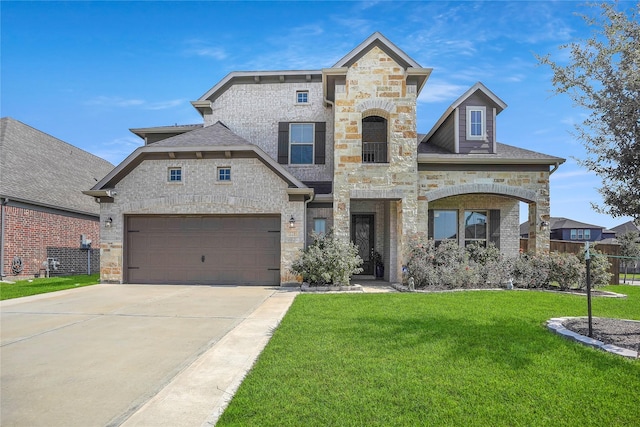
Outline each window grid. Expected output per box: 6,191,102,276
218,167,231,181
296,91,309,104
289,123,314,164
470,110,483,136
464,211,487,247
168,167,182,182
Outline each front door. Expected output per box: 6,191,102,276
351,214,374,275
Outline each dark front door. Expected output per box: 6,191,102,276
351,214,374,275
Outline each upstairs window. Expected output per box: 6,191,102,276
466,106,486,140
168,167,182,182
278,122,326,165
362,115,387,163
296,90,309,104
217,167,231,182
289,123,314,164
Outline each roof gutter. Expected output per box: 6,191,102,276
549,162,561,175
417,154,566,165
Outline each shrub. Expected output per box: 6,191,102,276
576,247,613,288
512,253,550,288
466,242,515,286
548,251,584,290
290,231,363,286
404,238,477,289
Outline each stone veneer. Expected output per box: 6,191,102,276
419,169,551,253
332,47,419,282
99,157,306,284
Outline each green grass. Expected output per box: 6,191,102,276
0,274,100,300
218,286,640,426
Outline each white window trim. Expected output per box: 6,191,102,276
289,123,315,165
466,106,486,141
216,166,231,183
168,166,183,184
295,90,309,104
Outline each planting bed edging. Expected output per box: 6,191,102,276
547,317,639,359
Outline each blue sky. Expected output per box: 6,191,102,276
1,1,635,229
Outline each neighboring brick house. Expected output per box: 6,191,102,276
87,33,564,286
0,117,114,279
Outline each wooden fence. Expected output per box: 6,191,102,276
520,239,620,285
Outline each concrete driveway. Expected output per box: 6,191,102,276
1,284,297,426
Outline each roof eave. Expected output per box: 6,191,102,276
417,154,566,165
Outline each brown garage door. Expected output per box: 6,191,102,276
125,215,281,285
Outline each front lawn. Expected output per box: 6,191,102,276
0,274,100,300
218,286,640,426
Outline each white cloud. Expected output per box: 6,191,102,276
84,96,184,110
418,80,467,104
90,135,144,165
85,96,144,107
183,39,228,60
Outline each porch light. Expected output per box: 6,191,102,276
289,216,296,228
540,220,550,231
104,217,113,228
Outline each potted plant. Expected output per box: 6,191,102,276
372,250,384,279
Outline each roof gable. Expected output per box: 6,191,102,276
0,117,114,216
422,82,507,143
88,122,308,193
333,32,423,69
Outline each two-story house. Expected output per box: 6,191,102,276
86,33,564,286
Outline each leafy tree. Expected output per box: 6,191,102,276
537,1,640,219
619,230,640,282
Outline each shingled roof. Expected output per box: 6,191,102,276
0,117,114,216
418,141,564,164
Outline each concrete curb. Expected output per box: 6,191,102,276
547,317,639,359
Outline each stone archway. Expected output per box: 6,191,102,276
424,183,550,254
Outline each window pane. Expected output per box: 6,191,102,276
470,110,482,136
290,144,313,164
297,91,308,103
577,229,583,239
314,218,326,235
464,211,487,239
433,210,457,240
291,124,313,143
584,229,591,240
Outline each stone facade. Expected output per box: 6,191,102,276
331,47,419,282
419,169,551,253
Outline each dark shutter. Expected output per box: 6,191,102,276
428,210,434,240
489,209,500,248
314,122,326,165
278,122,289,164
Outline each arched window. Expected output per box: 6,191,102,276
362,115,387,163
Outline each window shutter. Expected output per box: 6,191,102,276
428,210,434,240
489,209,500,248
314,122,326,165
278,122,289,164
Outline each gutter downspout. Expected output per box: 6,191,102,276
0,198,7,279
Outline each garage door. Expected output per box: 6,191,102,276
125,215,281,285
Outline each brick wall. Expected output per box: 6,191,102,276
2,205,100,278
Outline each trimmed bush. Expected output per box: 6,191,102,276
576,247,613,288
290,231,363,286
548,251,584,290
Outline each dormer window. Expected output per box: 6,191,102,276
466,106,486,140
296,90,309,104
